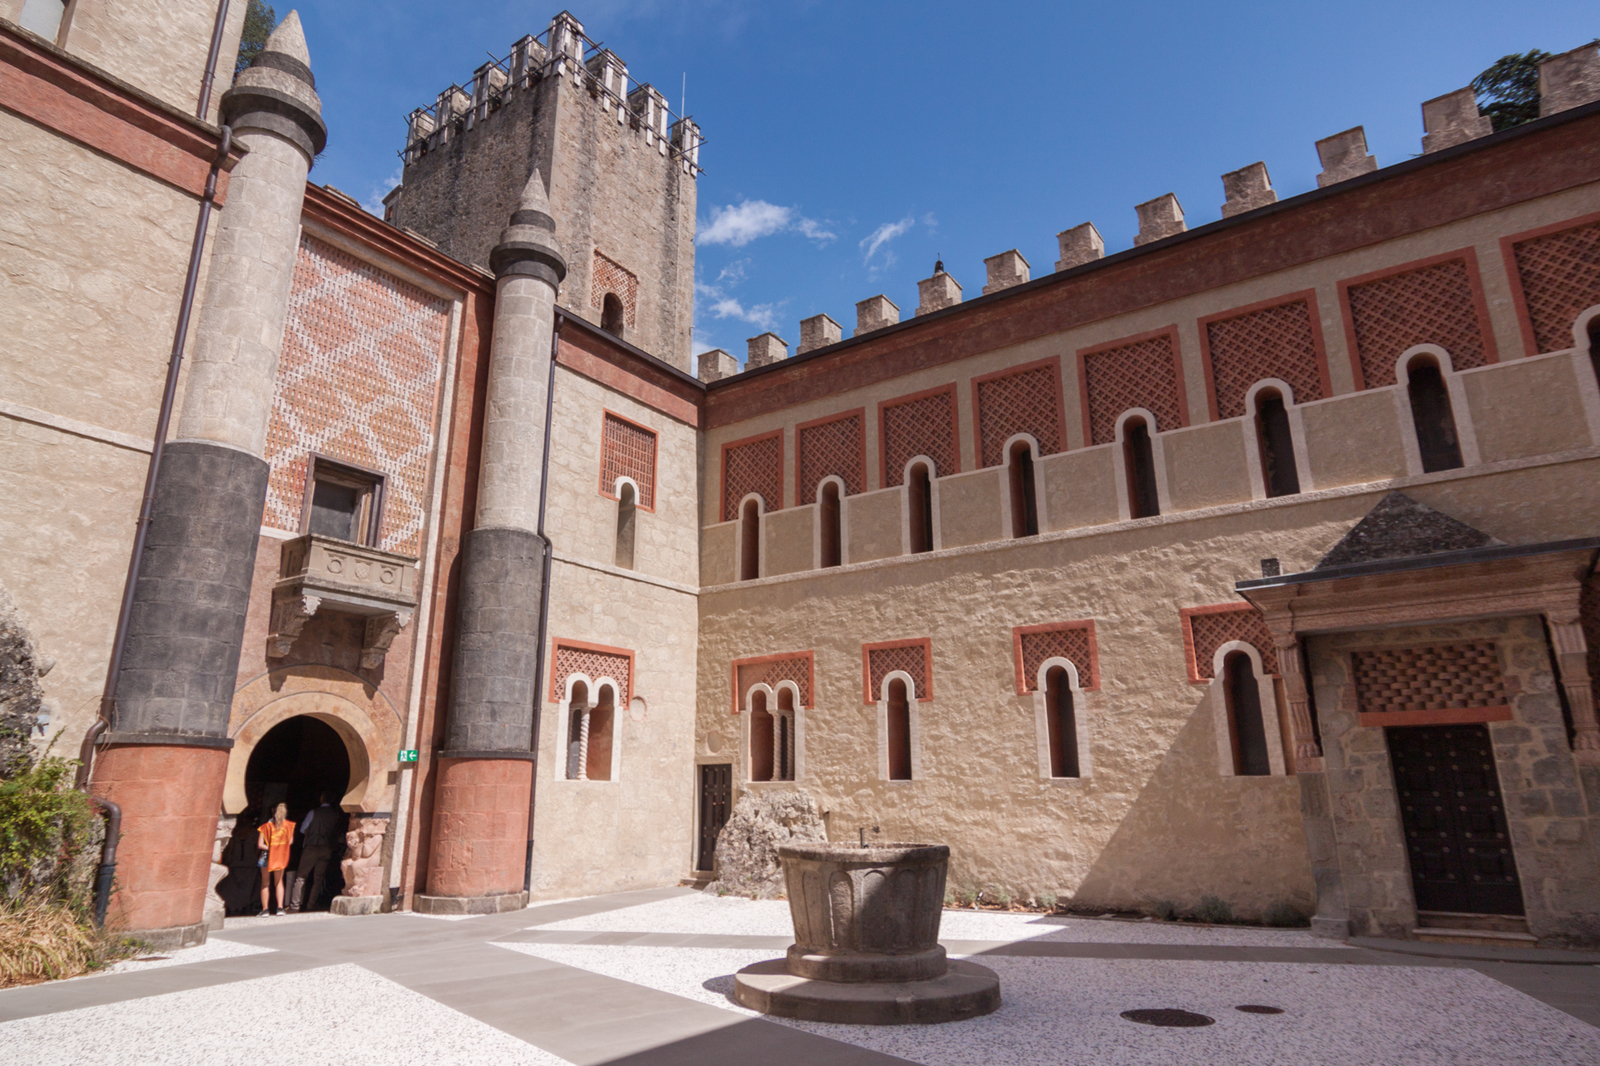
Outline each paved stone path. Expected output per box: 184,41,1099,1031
2,888,1596,1065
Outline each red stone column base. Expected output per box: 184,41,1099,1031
91,743,230,947
418,756,531,913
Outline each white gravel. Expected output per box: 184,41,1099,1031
496,941,1600,1066
528,893,1347,948
0,963,573,1066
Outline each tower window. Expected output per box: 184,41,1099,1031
601,293,625,338
886,678,912,780
1044,666,1079,778
304,457,383,546
1007,441,1039,538
739,499,760,580
1223,651,1271,776
1254,390,1301,497
819,481,842,568
907,463,934,554
614,482,637,569
1122,418,1159,518
1405,358,1463,472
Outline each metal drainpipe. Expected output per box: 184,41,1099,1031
524,312,563,892
78,0,234,927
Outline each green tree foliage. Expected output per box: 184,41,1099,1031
1471,50,1551,131
235,0,278,76
0,756,97,904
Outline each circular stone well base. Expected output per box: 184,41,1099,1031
732,958,1001,1025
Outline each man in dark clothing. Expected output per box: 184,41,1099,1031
289,792,340,912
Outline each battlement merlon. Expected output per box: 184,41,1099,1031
400,12,703,176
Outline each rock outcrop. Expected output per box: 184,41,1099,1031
705,790,826,899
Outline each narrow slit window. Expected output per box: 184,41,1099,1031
1223,651,1271,776
1008,441,1039,538
614,482,637,569
749,689,774,782
601,293,625,338
1044,666,1079,778
907,463,934,554
776,687,796,781
1406,359,1463,472
1123,418,1160,518
819,481,842,568
886,678,912,781
739,499,760,581
1254,391,1301,497
585,685,615,781
304,457,383,546
565,681,589,780
1588,317,1599,392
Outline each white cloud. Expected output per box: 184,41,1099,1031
699,200,793,246
795,217,837,244
709,297,780,332
362,167,403,217
860,216,914,264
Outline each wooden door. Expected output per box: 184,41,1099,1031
1387,724,1523,915
697,763,732,872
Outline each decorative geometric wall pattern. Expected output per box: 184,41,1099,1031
864,640,932,702
798,412,864,500
266,236,449,556
1181,605,1279,681
551,641,633,704
721,432,783,521
1205,299,1324,418
1345,258,1486,387
599,412,657,508
1351,643,1506,715
591,250,638,327
734,652,814,711
1511,219,1600,354
1082,332,1184,446
881,388,957,487
975,362,1063,466
1014,621,1098,693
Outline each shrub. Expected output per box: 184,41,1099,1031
1264,901,1310,928
1152,899,1179,921
0,895,120,986
1194,895,1233,925
0,756,98,904
1040,891,1058,912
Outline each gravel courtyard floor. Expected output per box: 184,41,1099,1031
2,887,1596,1065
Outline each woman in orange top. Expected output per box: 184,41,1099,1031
257,803,294,915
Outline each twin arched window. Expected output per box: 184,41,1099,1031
748,687,796,781
565,680,616,781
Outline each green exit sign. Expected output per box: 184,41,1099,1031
398,749,419,764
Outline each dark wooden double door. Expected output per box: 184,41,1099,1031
1387,723,1523,915
697,763,732,872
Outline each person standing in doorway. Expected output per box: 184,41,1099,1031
257,803,293,915
290,791,340,913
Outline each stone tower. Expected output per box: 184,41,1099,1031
387,11,701,372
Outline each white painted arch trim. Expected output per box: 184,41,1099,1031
1030,656,1094,780
740,681,805,784
1111,407,1172,521
1207,640,1287,778
898,455,943,555
1239,377,1316,499
875,669,924,782
1391,344,1481,474
553,672,624,783
811,474,850,569
998,432,1051,535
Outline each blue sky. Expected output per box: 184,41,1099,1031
294,1,1596,365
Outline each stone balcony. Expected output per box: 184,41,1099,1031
267,534,420,668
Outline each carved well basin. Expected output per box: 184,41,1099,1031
778,841,949,983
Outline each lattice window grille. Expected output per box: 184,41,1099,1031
267,236,449,556
976,364,1062,467
1206,300,1324,419
736,656,813,708
722,434,783,522
590,250,638,327
1083,334,1183,446
552,644,632,704
882,391,956,487
1512,220,1600,354
1019,627,1093,691
600,414,657,508
1351,643,1507,714
867,643,930,700
1186,608,1279,680
798,414,864,499
1346,258,1486,388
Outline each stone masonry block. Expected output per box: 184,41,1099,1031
746,333,789,369
1315,126,1377,187
982,250,1030,295
1539,43,1600,116
698,348,738,383
1055,222,1104,272
1133,193,1185,246
1220,162,1277,218
915,271,962,316
798,313,842,354
855,295,900,336
1421,88,1492,153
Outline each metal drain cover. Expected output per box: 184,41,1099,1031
1120,1009,1215,1027
1236,1004,1284,1014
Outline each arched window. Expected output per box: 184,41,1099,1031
565,681,589,780
1122,417,1160,518
1253,390,1301,497
819,481,842,568
614,482,636,569
1007,441,1039,538
586,684,615,781
1044,665,1079,778
601,293,625,337
739,499,760,581
1588,316,1600,390
775,686,796,781
1222,651,1271,776
1405,358,1463,472
886,678,912,780
907,462,934,554
749,688,774,782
